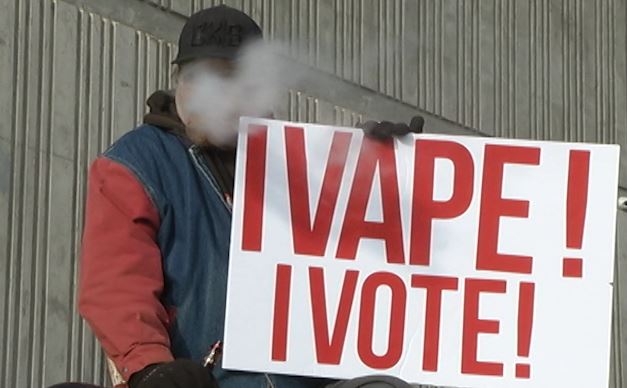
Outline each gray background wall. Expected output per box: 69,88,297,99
1,0,626,387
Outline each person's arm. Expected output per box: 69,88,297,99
78,157,174,382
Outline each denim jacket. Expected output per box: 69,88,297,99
103,124,327,388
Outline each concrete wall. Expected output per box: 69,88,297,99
0,0,625,386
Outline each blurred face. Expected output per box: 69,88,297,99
174,42,284,149
176,58,239,147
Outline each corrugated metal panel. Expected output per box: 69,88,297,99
0,1,107,385
283,90,363,127
145,0,627,188
1,0,627,387
0,1,64,386
66,0,482,136
143,0,627,142
0,0,178,386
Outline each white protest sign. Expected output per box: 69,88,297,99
223,117,620,388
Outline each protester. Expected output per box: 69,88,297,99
49,5,422,388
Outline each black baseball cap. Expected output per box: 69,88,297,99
173,5,263,65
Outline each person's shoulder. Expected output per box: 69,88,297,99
103,124,182,159
111,124,173,147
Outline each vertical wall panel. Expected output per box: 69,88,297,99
47,2,80,384
148,0,626,146
0,1,180,386
0,0,17,385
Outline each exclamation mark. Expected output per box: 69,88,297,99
516,282,535,379
563,150,590,278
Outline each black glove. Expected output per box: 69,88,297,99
356,115,425,139
128,359,218,388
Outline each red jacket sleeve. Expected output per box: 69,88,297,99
78,157,174,382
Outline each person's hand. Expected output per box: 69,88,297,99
356,115,424,139
128,359,218,388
